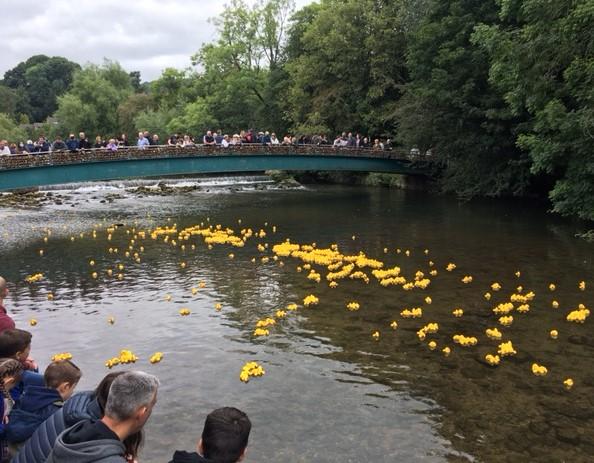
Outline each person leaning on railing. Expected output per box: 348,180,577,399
0,140,11,156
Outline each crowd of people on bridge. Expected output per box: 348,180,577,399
0,276,251,463
0,127,396,156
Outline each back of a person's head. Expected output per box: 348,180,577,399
0,357,23,384
95,371,125,412
0,329,32,358
105,371,159,421
44,359,82,389
202,407,251,463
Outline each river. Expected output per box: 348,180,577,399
0,176,592,462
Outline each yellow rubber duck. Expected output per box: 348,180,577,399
29,319,37,326
372,331,380,341
452,308,464,318
442,346,451,357
346,302,360,311
579,281,586,291
552,300,559,309
51,352,73,361
563,378,574,390
485,354,500,366
179,308,191,316
390,321,398,330
549,283,556,291
491,282,502,291
550,329,558,339
149,352,164,364
215,303,222,311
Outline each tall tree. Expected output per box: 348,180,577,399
55,61,133,137
395,0,531,198
2,55,80,122
473,0,594,220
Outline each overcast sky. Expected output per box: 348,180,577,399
1,0,314,82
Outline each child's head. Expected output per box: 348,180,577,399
0,329,32,362
44,359,82,400
0,358,23,394
199,407,251,463
0,276,8,300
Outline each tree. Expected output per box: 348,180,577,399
2,55,80,122
55,61,133,137
473,0,594,220
284,0,410,136
0,113,27,142
117,93,154,137
395,0,531,198
0,85,17,117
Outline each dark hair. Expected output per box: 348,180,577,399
94,371,143,459
0,329,32,358
202,407,251,462
95,371,125,413
44,359,82,388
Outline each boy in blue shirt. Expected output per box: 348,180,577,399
6,359,81,444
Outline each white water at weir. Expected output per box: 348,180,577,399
39,174,277,193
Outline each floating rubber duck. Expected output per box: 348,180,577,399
346,302,360,311
303,295,319,307
552,300,559,309
47,293,54,301
390,321,398,330
579,281,586,291
275,310,286,318
199,282,206,288
286,303,298,311
531,363,548,376
563,378,574,390
29,319,37,326
39,249,44,256
108,316,115,325
515,271,521,278
497,341,517,356
372,331,380,341
550,329,558,339
91,272,98,279
180,262,186,268
491,282,502,291
51,352,72,361
498,315,513,326
442,347,451,356
164,294,172,302
240,361,265,382
485,354,500,366
253,328,269,337
566,305,590,323
452,335,477,347
400,308,423,318
215,303,222,311
549,283,556,291
89,260,95,266
428,341,437,350
179,308,191,316
329,281,338,288
149,352,163,364
452,308,464,318
425,296,432,304
25,273,44,283
484,292,492,301
461,275,473,284
117,273,124,280
446,263,456,272
485,328,502,340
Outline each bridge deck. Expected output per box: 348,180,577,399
0,145,431,191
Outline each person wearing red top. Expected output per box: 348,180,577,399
0,277,16,333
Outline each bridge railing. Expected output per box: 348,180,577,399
0,144,429,171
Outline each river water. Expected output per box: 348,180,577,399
0,176,592,462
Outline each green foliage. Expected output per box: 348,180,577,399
285,0,410,135
1,55,80,122
0,113,27,142
55,61,133,137
395,0,531,198
117,93,154,138
473,0,594,220
0,85,17,117
133,109,173,140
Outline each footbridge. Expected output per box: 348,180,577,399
0,145,431,191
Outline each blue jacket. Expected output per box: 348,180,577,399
6,385,63,443
11,390,100,463
65,138,79,151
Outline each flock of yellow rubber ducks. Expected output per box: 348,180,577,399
23,218,591,388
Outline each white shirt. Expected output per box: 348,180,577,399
0,146,11,155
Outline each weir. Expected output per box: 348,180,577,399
0,145,430,191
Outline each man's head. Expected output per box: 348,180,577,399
44,359,82,400
0,329,32,362
0,276,8,300
199,407,251,463
138,132,144,139
105,371,159,434
0,140,6,149
79,132,86,139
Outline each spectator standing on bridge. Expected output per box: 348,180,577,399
373,139,384,150
94,136,105,149
106,139,118,152
182,135,194,147
78,132,91,150
34,137,50,153
50,136,67,152
203,131,216,145
117,133,129,147
65,134,79,152
214,131,224,145
24,140,34,153
137,132,150,149
270,133,279,145
0,140,11,156
151,134,160,146
221,135,230,147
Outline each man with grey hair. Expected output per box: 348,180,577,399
47,371,159,462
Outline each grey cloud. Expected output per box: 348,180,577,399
1,0,314,81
